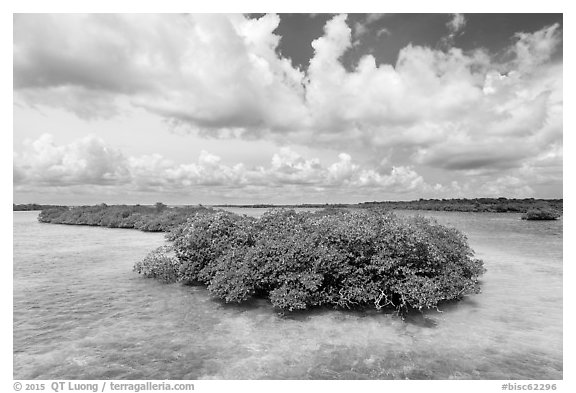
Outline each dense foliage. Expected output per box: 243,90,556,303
133,245,180,283
38,204,213,232
136,209,485,315
521,208,561,221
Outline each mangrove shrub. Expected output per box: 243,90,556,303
38,204,213,232
521,208,561,221
135,209,486,314
133,245,180,283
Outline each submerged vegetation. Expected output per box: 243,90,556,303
38,203,213,232
521,208,561,221
134,209,485,315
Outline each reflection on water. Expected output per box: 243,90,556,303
13,210,562,379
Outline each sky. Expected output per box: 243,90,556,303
13,13,563,205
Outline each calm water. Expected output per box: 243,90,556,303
13,210,562,379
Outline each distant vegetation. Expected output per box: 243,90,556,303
37,203,213,232
13,203,67,211
134,209,486,315
214,203,351,208
521,208,561,221
357,198,562,213
214,198,562,214
25,197,563,219
32,197,563,233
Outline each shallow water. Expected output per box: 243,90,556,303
13,210,562,379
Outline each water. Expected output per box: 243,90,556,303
13,210,562,379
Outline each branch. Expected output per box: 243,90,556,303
374,290,394,310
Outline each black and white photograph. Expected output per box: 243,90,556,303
9,1,569,390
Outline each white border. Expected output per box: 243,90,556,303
4,2,572,392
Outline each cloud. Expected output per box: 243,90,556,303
14,14,308,129
13,14,562,199
15,132,561,201
366,14,386,24
477,175,535,198
512,23,561,71
305,16,562,175
353,13,387,39
13,134,130,186
16,86,122,120
447,13,466,35
441,14,467,47
14,135,430,197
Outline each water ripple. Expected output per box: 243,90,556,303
14,211,562,379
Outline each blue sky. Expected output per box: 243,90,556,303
13,13,563,204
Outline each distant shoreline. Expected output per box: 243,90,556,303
213,197,562,212
14,197,562,214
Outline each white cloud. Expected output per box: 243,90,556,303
13,14,563,200
14,135,431,197
14,15,561,154
441,14,467,47
366,14,386,24
512,23,561,71
14,14,308,131
447,13,466,35
354,13,387,39
477,175,535,198
14,134,130,186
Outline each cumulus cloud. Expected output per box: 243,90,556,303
17,133,552,201
13,14,563,199
14,135,430,197
13,134,130,186
477,175,535,198
14,14,307,129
